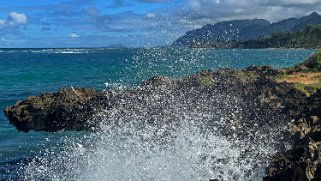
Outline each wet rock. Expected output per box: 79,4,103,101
264,89,321,181
4,88,100,132
3,68,303,136
141,76,175,87
246,65,280,76
3,52,321,180
292,53,321,72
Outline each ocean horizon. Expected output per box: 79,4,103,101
0,48,315,180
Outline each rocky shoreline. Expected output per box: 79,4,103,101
4,52,321,180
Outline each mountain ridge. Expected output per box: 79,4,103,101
173,12,321,47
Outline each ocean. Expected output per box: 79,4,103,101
0,48,315,180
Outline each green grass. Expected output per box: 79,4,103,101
198,75,215,87
274,73,290,80
316,49,321,63
294,83,310,96
293,82,321,96
238,71,259,82
285,50,321,72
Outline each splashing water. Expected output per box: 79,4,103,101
22,79,288,181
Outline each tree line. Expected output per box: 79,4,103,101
189,25,321,49
235,25,321,49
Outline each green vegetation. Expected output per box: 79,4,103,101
273,51,321,96
238,71,259,82
293,83,310,96
315,49,321,67
274,73,289,80
195,26,321,49
174,13,321,48
274,51,321,96
275,74,321,96
291,49,321,72
238,26,321,49
198,75,215,87
293,83,321,96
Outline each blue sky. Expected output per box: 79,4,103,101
0,0,320,48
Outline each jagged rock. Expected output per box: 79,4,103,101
141,76,175,87
3,68,302,133
4,52,321,181
264,89,321,181
4,88,100,132
246,65,281,76
292,53,321,72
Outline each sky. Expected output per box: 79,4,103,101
0,0,320,48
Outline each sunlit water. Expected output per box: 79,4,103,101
0,48,315,180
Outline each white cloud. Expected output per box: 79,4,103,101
68,33,80,38
0,20,5,28
146,13,156,18
138,0,169,2
0,37,26,44
180,0,321,22
8,12,27,26
277,0,320,5
0,12,27,29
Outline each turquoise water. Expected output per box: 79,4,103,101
0,48,315,179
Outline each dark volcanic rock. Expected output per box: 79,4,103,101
263,53,321,180
292,53,321,72
4,88,101,132
264,90,321,181
246,65,281,76
4,54,321,180
4,68,304,135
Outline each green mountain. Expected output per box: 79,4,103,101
262,12,321,35
237,25,321,49
173,12,321,47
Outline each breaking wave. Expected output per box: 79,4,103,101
21,81,288,181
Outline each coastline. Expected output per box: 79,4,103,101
188,47,317,50
3,51,321,180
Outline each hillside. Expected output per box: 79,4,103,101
173,12,321,47
236,25,321,49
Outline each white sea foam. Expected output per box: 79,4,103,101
0,48,93,54
33,49,91,54
22,85,286,181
